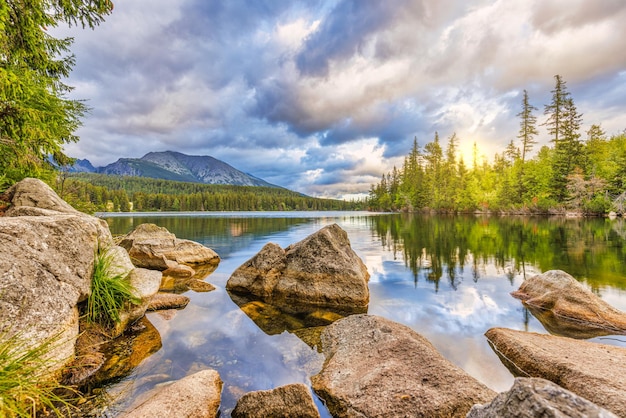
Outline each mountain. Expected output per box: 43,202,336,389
70,158,97,173
69,151,280,188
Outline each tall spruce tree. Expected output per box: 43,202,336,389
543,75,569,145
0,0,113,189
516,89,538,202
517,89,538,164
543,75,583,201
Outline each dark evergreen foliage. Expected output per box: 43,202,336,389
56,173,362,213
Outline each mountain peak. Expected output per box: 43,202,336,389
71,151,280,188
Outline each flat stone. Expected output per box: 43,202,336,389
485,327,626,417
147,293,191,311
187,279,216,293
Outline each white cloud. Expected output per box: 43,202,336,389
53,0,626,198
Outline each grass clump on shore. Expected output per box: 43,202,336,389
86,249,141,327
0,331,76,417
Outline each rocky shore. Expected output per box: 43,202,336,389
1,178,624,417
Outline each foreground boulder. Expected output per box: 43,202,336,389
0,179,118,370
0,214,98,367
232,383,321,418
485,327,626,416
511,270,626,338
467,377,617,418
226,224,369,314
0,178,161,378
121,369,222,418
311,315,495,417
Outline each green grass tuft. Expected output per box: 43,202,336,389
0,331,77,417
87,249,141,327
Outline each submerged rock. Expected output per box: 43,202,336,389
511,270,626,337
467,377,617,418
311,315,495,417
68,316,162,387
121,369,222,418
226,224,369,314
485,327,626,416
229,293,350,344
232,383,321,418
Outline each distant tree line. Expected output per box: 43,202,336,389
369,75,626,215
56,173,363,213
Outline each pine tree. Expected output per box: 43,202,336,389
543,75,583,201
517,89,539,164
552,95,583,201
0,1,113,189
543,75,569,145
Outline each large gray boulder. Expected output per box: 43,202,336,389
0,178,160,374
467,377,617,418
232,383,321,418
511,270,626,338
311,315,495,417
485,327,626,417
0,213,99,367
121,369,222,418
226,224,369,313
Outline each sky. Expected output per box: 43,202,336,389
54,0,626,199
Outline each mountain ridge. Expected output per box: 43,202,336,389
68,151,280,188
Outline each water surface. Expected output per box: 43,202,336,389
101,212,626,416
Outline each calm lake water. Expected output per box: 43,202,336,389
99,212,626,417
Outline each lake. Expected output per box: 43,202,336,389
99,212,626,417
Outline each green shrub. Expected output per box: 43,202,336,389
87,249,141,327
584,195,611,215
0,331,76,417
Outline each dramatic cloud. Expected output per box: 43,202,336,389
55,0,626,199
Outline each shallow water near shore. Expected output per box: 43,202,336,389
98,212,626,417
